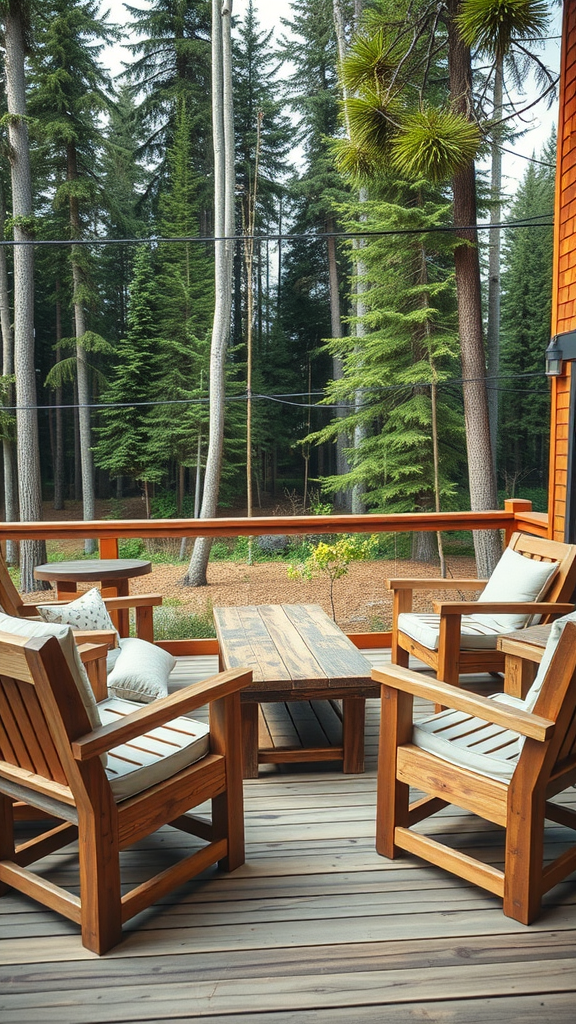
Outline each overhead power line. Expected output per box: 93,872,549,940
9,372,550,414
0,214,554,248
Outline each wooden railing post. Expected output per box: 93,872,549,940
503,499,533,544
99,537,119,559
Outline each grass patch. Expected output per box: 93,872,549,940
150,602,216,640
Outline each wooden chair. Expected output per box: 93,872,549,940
0,628,251,953
0,547,162,643
373,619,576,924
386,532,576,689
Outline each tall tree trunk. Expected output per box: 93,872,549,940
3,4,47,590
487,56,503,471
53,279,64,509
326,218,351,510
334,0,367,515
0,177,19,565
447,0,501,578
185,0,235,586
67,142,96,554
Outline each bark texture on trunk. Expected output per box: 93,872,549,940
448,0,501,578
185,0,235,586
4,6,47,589
68,142,96,554
0,178,19,565
334,0,367,515
487,58,503,469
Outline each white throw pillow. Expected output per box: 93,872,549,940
38,587,119,646
106,637,176,703
0,611,101,729
471,547,559,633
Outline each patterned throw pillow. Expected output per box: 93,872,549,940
38,587,119,646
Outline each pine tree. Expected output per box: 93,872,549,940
148,96,213,508
29,0,116,548
94,245,163,508
499,137,555,494
311,179,464,526
122,0,211,200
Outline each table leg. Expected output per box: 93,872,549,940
101,578,129,636
55,580,82,599
342,697,365,774
241,702,260,779
503,654,538,699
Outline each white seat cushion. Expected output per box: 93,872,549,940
98,696,210,802
413,693,525,782
398,612,503,651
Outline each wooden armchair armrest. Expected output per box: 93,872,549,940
47,593,163,610
371,663,554,741
101,594,163,610
386,578,486,591
72,668,253,761
76,642,110,664
72,628,118,647
432,601,574,616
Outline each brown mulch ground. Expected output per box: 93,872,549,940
27,500,480,632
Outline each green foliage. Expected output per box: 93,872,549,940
456,0,549,58
499,134,554,490
118,538,146,559
391,109,481,182
311,177,464,515
150,603,216,641
288,534,376,619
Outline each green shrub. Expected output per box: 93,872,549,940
151,604,216,640
118,537,146,559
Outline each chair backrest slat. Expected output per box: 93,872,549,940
0,638,75,787
0,677,55,778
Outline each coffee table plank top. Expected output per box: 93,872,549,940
214,603,371,691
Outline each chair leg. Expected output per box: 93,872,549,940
0,794,15,896
77,788,122,954
503,786,545,925
342,697,365,773
376,686,412,859
211,690,245,872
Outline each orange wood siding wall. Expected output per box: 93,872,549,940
550,2,576,540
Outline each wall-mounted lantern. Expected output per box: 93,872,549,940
545,331,576,377
545,338,565,377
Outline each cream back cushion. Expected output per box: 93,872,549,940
107,637,176,703
523,610,576,712
0,611,101,729
470,547,559,633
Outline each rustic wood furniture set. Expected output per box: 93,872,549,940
214,603,377,777
2,532,576,950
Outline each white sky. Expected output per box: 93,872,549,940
99,0,562,200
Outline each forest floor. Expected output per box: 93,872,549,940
27,498,480,632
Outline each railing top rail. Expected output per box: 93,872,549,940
0,508,537,541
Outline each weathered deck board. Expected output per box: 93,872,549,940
1,652,575,1023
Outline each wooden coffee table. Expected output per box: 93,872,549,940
213,603,378,777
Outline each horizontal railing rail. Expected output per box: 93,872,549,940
0,499,547,548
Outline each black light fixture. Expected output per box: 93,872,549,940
545,337,564,377
545,330,576,377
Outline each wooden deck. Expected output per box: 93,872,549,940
1,650,576,1023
